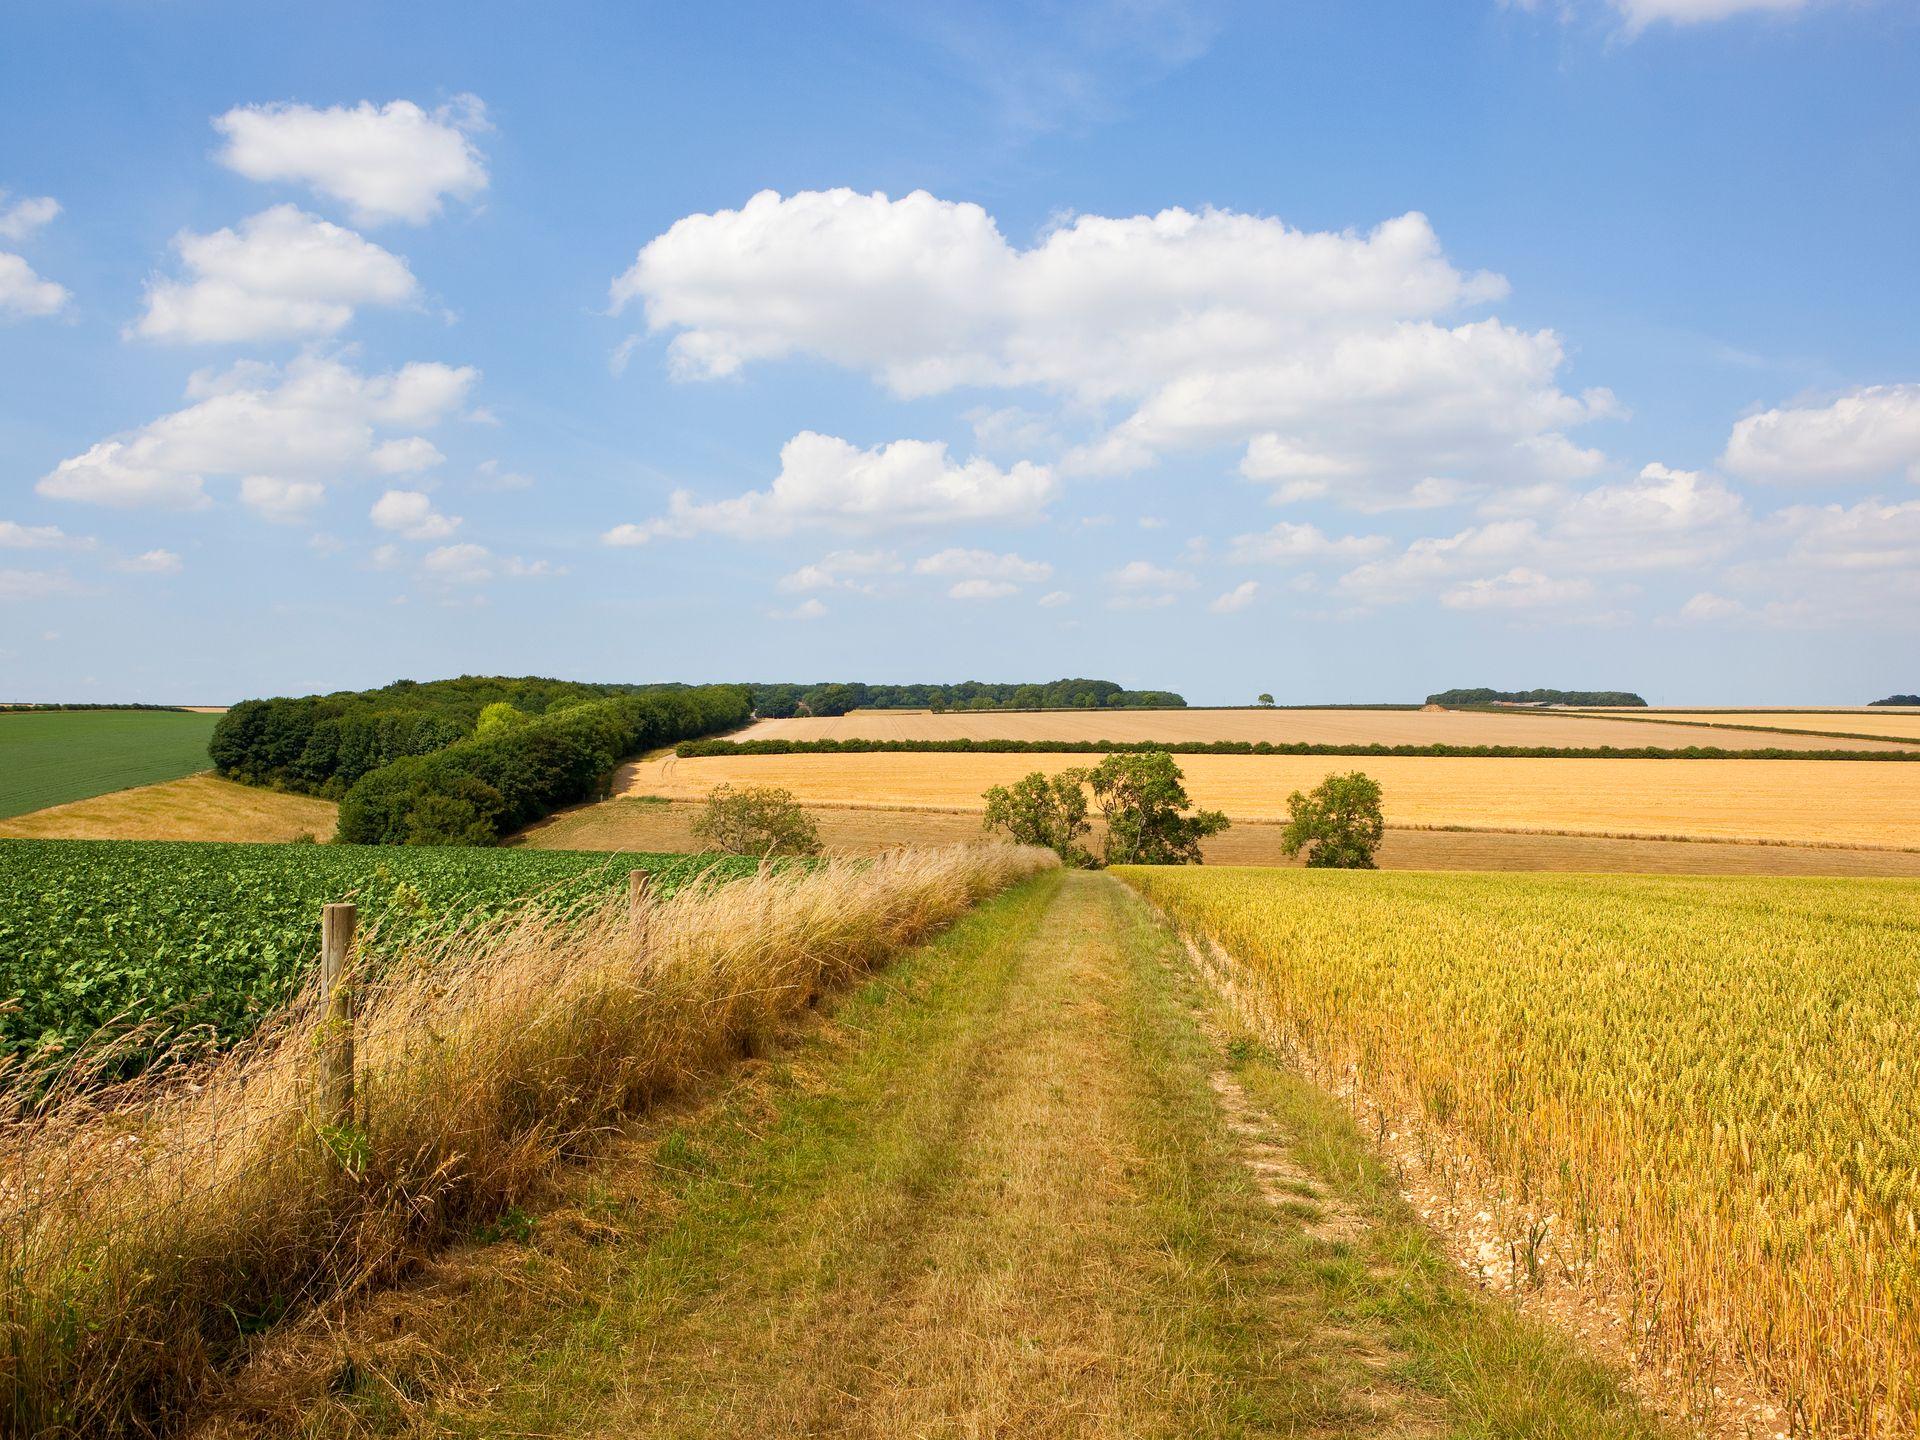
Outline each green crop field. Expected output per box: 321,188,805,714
0,710,223,819
0,839,759,1066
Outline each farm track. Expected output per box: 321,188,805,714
198,873,1664,1439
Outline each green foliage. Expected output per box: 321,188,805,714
334,685,752,846
473,701,532,740
1084,752,1229,865
0,709,222,819
1871,694,1920,707
689,784,823,857
1280,770,1385,868
1256,693,1275,707
209,675,694,797
1427,687,1648,707
0,839,758,1069
981,771,1094,866
747,678,1186,718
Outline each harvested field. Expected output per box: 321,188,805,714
1577,708,1920,744
0,773,338,843
736,706,1920,753
618,751,1920,850
523,796,1920,876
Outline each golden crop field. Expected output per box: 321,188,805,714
1574,709,1920,743
736,706,1920,752
0,773,337,843
625,751,1920,849
1118,865,1920,1436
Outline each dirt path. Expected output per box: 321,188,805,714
200,872,1666,1440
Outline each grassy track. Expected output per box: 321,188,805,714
0,709,220,818
216,872,1666,1438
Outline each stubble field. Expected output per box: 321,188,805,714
733,706,1920,752
619,750,1920,849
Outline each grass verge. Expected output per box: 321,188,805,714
0,844,1053,1436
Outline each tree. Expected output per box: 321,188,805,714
982,770,1094,866
1256,693,1275,707
691,783,823,857
473,701,530,740
1085,752,1228,865
1280,771,1384,868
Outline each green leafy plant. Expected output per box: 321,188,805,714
1279,770,1385,868
689,784,823,857
1085,752,1229,865
981,771,1094,866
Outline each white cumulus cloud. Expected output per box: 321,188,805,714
1440,566,1593,611
133,206,417,343
913,547,1053,582
370,488,460,540
0,193,60,241
213,97,489,226
37,355,475,508
1209,580,1259,614
614,188,1612,505
1225,521,1389,564
239,475,325,521
1722,384,1920,486
0,252,68,319
603,432,1055,544
0,521,90,550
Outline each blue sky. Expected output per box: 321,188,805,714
2,0,1916,705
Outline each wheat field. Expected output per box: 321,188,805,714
622,751,1920,849
1120,865,1920,1437
735,707,1920,752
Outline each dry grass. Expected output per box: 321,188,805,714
738,707,1920,752
0,843,1053,1436
619,751,1920,850
0,773,337,843
525,796,1920,876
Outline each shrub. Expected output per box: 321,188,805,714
1280,770,1385,868
982,771,1094,866
690,784,823,857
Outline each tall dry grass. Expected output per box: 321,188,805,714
0,843,1054,1437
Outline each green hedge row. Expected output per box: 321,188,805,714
675,736,1920,762
336,685,751,845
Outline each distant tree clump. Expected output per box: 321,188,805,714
1870,694,1920,707
982,771,1094,866
1280,771,1385,869
1426,687,1647,708
1256,693,1275,707
690,784,823,857
749,678,1186,719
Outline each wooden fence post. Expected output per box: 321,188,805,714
320,901,356,1127
628,869,653,931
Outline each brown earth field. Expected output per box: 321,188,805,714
732,706,1920,752
520,797,1920,877
0,772,337,843
615,751,1920,850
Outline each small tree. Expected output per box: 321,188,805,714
982,770,1094,866
1086,752,1228,865
691,783,823,857
1256,692,1275,707
1280,771,1384,869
